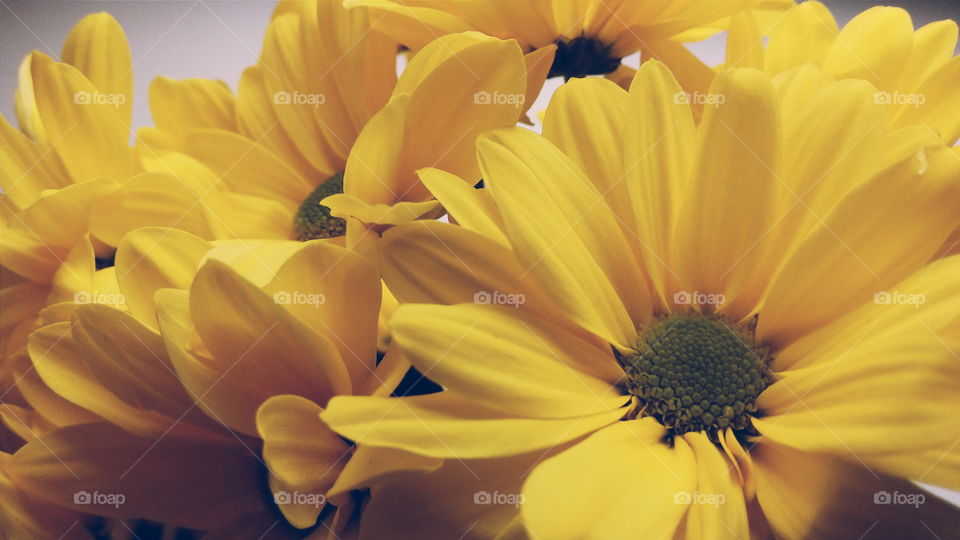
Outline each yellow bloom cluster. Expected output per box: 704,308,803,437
1,1,959,538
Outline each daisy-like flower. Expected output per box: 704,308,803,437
127,0,546,247
5,227,432,537
323,61,960,538
345,0,792,90
724,1,960,145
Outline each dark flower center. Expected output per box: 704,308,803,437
293,172,346,241
620,313,772,437
548,36,621,79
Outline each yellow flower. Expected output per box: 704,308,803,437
129,1,546,247
725,1,960,145
346,0,792,90
5,227,435,536
323,61,960,538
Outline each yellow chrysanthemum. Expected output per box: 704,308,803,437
346,0,793,91
724,1,960,145
130,1,547,247
5,227,434,537
322,61,960,538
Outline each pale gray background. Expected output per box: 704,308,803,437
1,0,959,507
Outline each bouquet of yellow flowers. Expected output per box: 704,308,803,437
2,1,959,538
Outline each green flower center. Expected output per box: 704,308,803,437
293,172,346,241
621,313,772,437
548,36,621,79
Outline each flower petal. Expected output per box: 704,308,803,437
753,441,960,540
322,391,622,459
522,419,696,540
480,127,649,348
391,303,627,417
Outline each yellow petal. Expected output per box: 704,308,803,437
673,68,779,319
893,55,960,145
896,19,959,93
522,419,696,539
756,255,960,458
759,134,960,345
89,172,214,246
148,77,236,138
764,1,838,74
263,241,380,388
7,422,269,531
681,431,749,540
355,450,541,540
0,453,90,540
323,192,441,226
417,168,508,245
400,33,528,200
60,13,133,131
753,441,960,540
180,128,312,208
162,260,352,436
326,444,441,500
761,79,884,274
480,127,649,348
113,227,212,328
725,11,764,69
391,303,627,417
0,114,70,210
624,60,697,307
235,66,319,182
322,391,622,459
822,6,914,91
542,77,633,234
343,1,472,50
27,322,175,438
380,221,605,353
29,52,134,182
257,395,350,528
